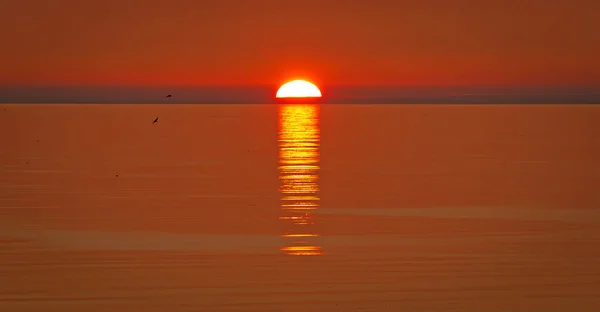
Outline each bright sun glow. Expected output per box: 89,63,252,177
276,80,322,98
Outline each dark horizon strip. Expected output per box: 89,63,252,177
1,85,600,104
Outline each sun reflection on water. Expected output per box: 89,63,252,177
278,104,322,256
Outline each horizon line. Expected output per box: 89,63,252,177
2,84,599,104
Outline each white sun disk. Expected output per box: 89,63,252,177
276,80,322,98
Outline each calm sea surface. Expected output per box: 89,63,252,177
1,104,600,311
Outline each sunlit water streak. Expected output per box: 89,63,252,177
278,104,322,256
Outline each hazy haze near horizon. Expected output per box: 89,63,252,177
2,85,600,104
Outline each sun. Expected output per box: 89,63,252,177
276,80,322,98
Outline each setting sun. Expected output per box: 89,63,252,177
276,80,322,98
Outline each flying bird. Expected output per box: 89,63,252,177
166,94,172,98
153,117,159,124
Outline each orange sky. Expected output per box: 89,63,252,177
1,0,599,86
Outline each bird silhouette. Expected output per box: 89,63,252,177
153,117,159,124
166,94,172,98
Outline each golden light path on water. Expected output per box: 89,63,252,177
278,104,322,256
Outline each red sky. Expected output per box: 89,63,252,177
1,0,599,86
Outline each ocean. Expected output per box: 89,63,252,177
1,103,599,311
